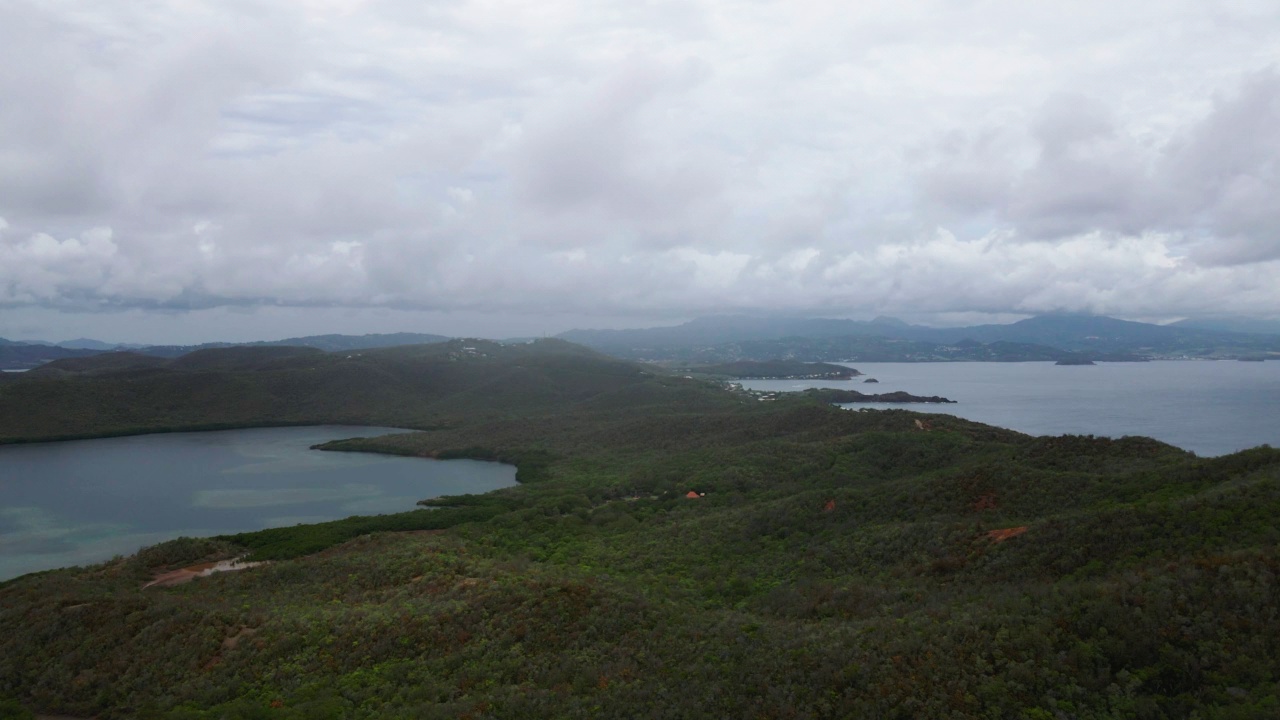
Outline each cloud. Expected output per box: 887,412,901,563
2,0,1280,338
921,70,1280,266
1161,71,1280,265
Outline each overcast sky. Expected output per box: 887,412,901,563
2,1,1279,343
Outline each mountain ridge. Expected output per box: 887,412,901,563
558,313,1280,360
0,332,454,369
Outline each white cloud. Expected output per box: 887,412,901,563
1,0,1279,339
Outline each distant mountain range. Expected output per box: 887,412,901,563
1168,317,1280,335
0,332,451,370
4,315,1279,371
0,338,643,441
558,314,1280,362
0,344,101,370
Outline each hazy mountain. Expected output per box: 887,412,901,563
255,332,450,352
139,332,452,358
26,351,170,376
55,338,146,350
558,316,901,350
560,314,1280,360
0,343,100,370
1,332,454,370
1168,317,1280,336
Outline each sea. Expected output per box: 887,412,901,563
0,425,516,580
737,360,1280,457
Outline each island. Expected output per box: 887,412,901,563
1054,358,1097,365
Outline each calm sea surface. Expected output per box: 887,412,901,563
740,360,1280,457
0,425,515,580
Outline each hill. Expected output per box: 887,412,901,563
0,339,727,443
0,332,453,369
260,331,451,351
558,315,904,350
28,351,169,376
2,341,1280,717
0,341,99,370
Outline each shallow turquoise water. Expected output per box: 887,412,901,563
0,425,515,580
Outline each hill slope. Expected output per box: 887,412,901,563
0,332,453,369
0,342,99,370
0,339,729,442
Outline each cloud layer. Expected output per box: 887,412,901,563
2,0,1279,338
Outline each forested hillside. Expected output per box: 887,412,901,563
0,339,707,442
2,341,1279,718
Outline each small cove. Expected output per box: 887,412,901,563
0,425,517,580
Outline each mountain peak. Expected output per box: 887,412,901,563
870,316,909,326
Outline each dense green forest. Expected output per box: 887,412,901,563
2,340,1279,718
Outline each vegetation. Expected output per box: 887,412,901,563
803,388,956,404
2,340,1280,718
679,359,859,379
0,332,452,369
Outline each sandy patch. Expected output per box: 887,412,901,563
984,526,1029,542
143,557,266,589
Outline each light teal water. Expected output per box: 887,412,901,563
0,426,516,580
740,360,1280,457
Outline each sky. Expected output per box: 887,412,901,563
2,1,1280,344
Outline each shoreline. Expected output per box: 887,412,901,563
0,421,430,447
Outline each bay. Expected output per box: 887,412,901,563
0,425,516,580
739,360,1280,457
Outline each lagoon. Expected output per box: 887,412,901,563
740,360,1280,457
0,425,516,580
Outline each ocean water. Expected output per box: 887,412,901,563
0,425,515,580
739,360,1280,457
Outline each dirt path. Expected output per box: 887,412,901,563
143,557,266,589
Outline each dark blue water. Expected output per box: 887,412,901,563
0,426,516,580
740,361,1280,457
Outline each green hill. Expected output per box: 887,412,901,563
2,340,1279,718
28,351,169,375
0,342,99,370
0,339,709,443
